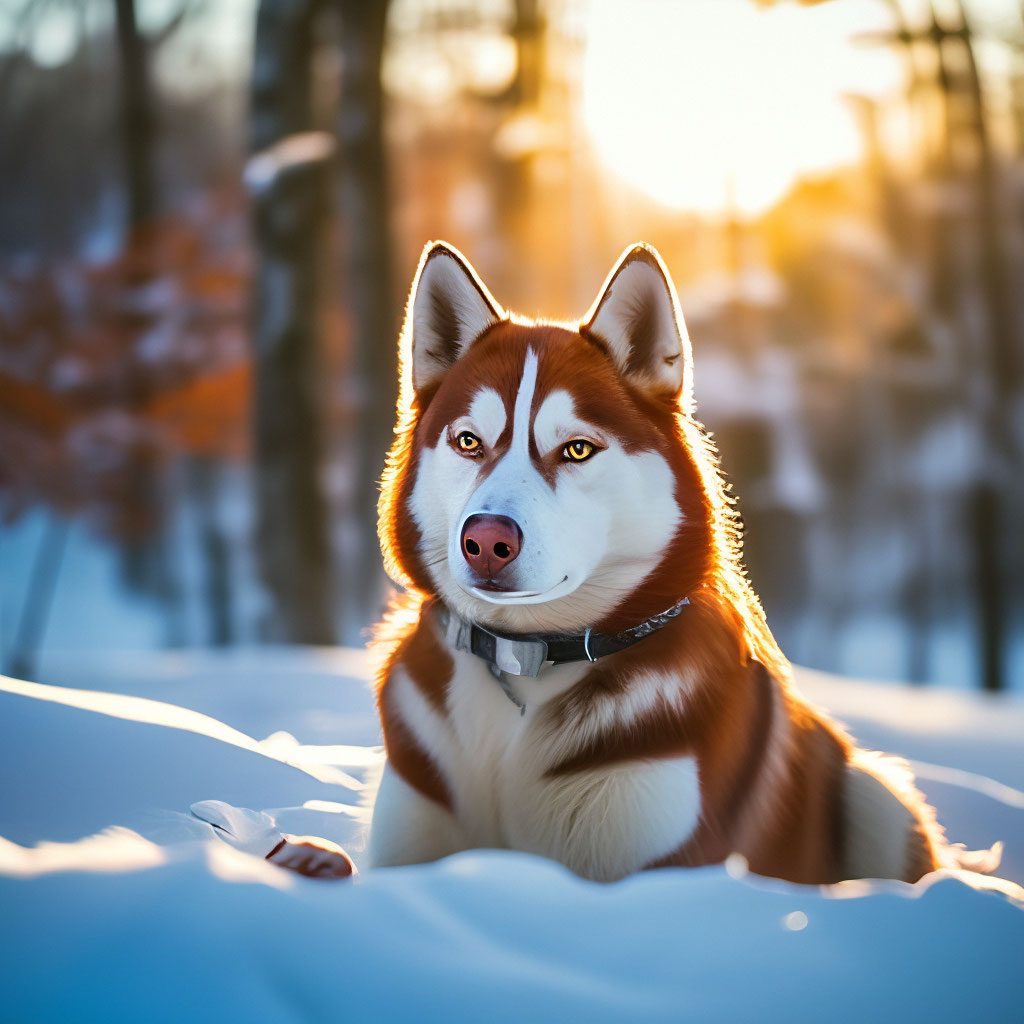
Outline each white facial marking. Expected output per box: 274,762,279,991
466,387,506,448
533,390,603,456
411,342,682,632
511,348,539,456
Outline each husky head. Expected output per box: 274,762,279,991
379,241,721,634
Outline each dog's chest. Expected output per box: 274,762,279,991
430,649,702,881
438,650,584,842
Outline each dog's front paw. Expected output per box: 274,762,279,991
266,835,356,880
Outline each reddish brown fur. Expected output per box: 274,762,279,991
375,305,946,885
375,597,454,809
378,681,453,811
381,322,720,629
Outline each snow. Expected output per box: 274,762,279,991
1,649,1022,1022
244,132,336,194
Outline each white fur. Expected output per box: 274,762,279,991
408,349,681,635
367,764,466,868
532,390,603,458
841,753,922,880
465,387,506,448
390,668,455,773
511,347,540,449
550,670,695,760
372,647,701,881
507,757,701,882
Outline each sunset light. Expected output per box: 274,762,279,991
581,0,902,216
2,0,1024,1015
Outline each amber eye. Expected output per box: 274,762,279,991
563,438,595,462
456,430,482,455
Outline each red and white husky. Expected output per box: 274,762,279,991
368,240,952,885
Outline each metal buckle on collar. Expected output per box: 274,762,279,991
446,612,548,678
491,632,548,677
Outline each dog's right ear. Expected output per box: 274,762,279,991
406,241,504,395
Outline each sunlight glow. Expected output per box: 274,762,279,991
205,840,294,888
581,0,902,216
0,674,361,789
0,828,165,878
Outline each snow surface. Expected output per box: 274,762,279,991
1,649,1022,1022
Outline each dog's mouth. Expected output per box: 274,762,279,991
473,581,525,593
464,575,570,604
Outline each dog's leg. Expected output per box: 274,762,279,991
266,835,356,879
191,800,356,880
367,761,468,868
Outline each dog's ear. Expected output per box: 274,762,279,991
406,241,504,395
582,244,692,405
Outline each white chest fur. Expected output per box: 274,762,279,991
384,646,702,882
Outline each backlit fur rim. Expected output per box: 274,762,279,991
379,241,503,590
378,241,785,681
581,242,695,412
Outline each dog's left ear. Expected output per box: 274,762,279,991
582,244,692,405
406,241,504,395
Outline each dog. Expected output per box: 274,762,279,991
367,239,963,885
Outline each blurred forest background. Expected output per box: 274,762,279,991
1,0,1022,691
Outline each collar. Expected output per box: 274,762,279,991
439,596,691,679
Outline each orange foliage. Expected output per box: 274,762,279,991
0,370,73,437
145,363,251,459
0,193,252,537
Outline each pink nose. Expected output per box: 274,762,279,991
461,514,522,578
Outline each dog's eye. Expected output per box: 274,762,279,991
562,439,596,462
456,431,482,455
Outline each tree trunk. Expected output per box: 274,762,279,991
249,0,336,644
113,0,157,226
955,2,1019,691
190,456,234,646
334,0,395,641
6,513,68,681
112,0,175,627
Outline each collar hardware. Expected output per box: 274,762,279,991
441,596,690,680
492,633,548,677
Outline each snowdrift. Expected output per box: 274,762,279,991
1,650,1022,1022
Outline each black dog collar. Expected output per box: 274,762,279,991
440,596,690,679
